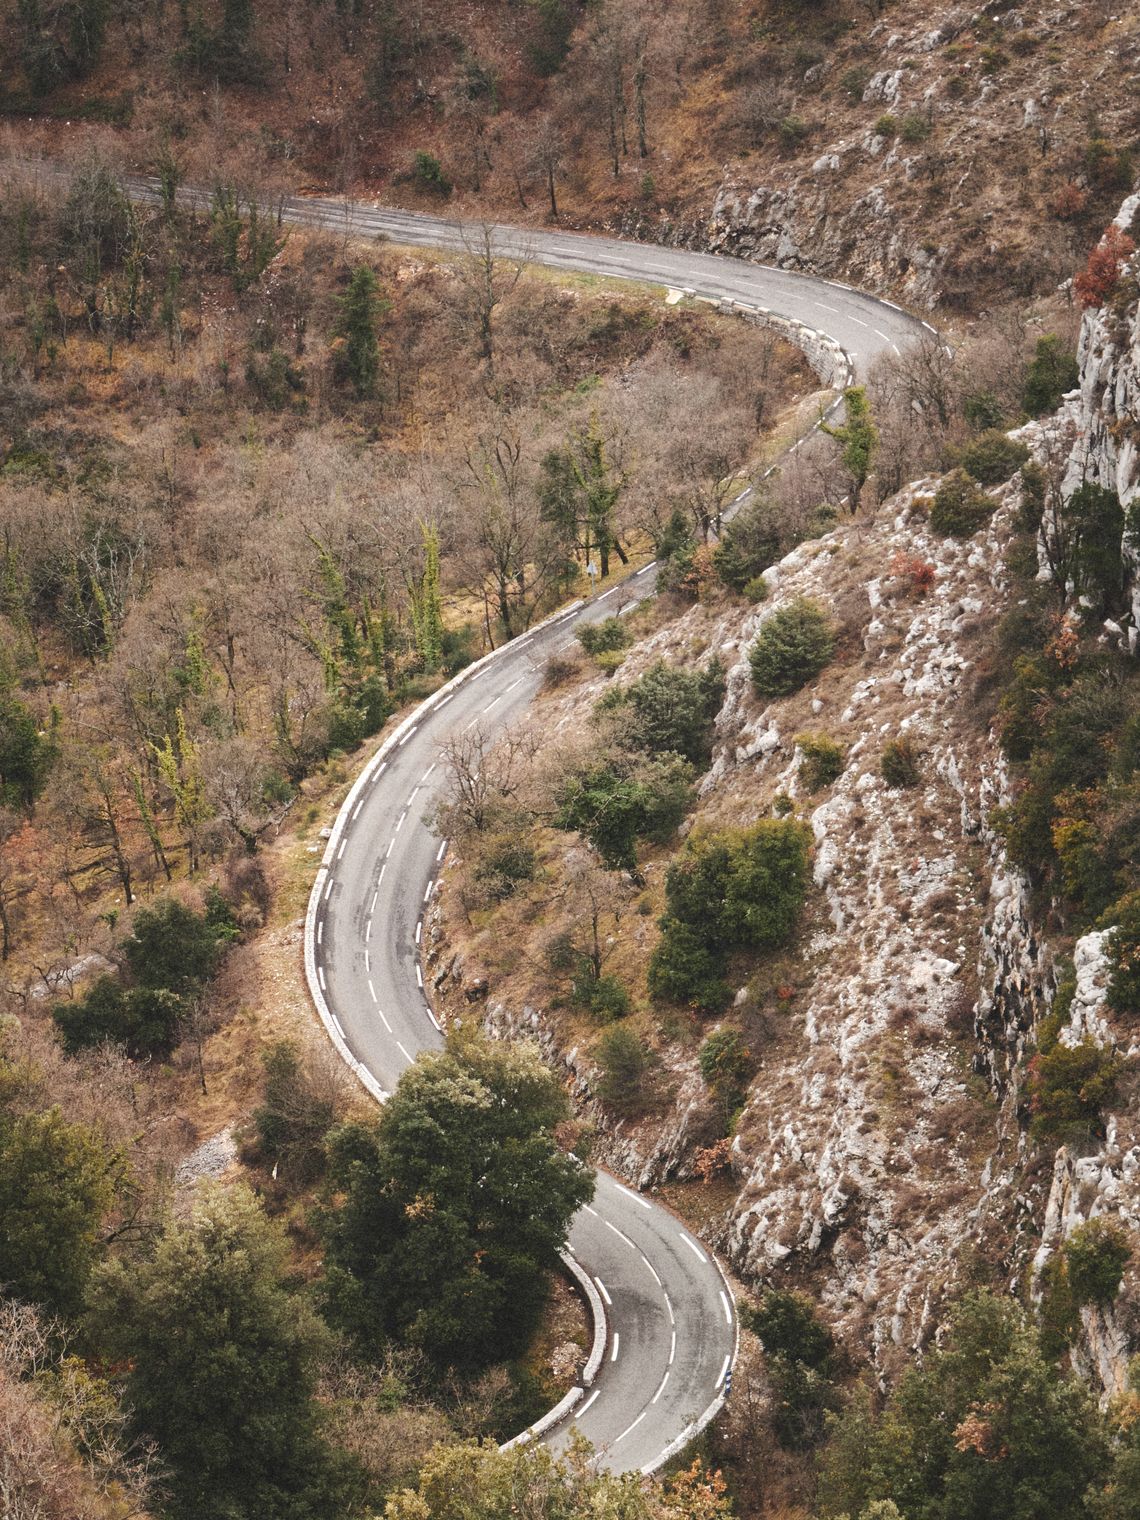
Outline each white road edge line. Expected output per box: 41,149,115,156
720,1290,732,1325
611,1333,620,1362
614,1409,646,1446
577,1389,601,1421
594,1277,613,1306
615,1182,652,1209
680,1231,709,1262
651,1370,670,1405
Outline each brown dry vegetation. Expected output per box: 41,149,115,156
1,0,1137,309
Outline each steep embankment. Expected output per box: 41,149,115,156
429,195,1140,1395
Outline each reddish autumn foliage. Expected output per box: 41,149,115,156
1073,225,1136,309
890,550,937,594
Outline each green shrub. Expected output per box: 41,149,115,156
554,753,692,869
53,977,183,1060
880,736,922,789
472,834,537,901
899,112,931,143
595,1025,652,1114
597,659,725,768
648,919,731,1013
572,970,631,1023
840,66,871,102
875,114,898,137
796,732,845,791
749,598,835,699
577,617,632,657
962,389,1006,432
778,115,809,149
252,1040,341,1187
594,648,626,676
1037,1252,1079,1361
743,1290,838,1450
0,692,57,808
1064,1217,1132,1307
648,820,811,1010
929,468,995,538
1105,890,1140,1017
698,1029,754,1113
1023,335,1079,417
959,429,1031,486
744,574,770,602
1029,1038,1123,1141
411,151,452,196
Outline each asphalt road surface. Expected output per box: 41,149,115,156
289,197,927,1472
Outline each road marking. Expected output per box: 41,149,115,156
375,760,388,778
365,919,371,943
352,799,364,821
597,587,618,602
408,786,420,803
364,950,370,972
323,876,334,901
583,1204,598,1217
720,1290,732,1325
462,716,480,732
427,1008,442,1031
577,1389,600,1420
337,838,347,860
640,1252,663,1287
651,1370,670,1405
397,1041,412,1061
421,763,436,784
847,315,868,328
505,676,525,693
814,301,839,313
415,965,423,988
385,839,394,858
614,1410,646,1446
415,920,422,944
679,1231,708,1263
873,327,892,343
665,1294,675,1327
669,1328,676,1364
435,694,453,709
331,1014,345,1039
611,1334,620,1362
399,725,418,746
379,1009,392,1032
636,562,656,575
483,694,502,713
594,1277,613,1306
318,966,326,990
605,1219,637,1250
395,809,407,832
368,979,377,1001
317,920,323,945
423,880,434,902
719,1354,731,1387
616,1182,652,1210
436,839,448,862
378,864,386,885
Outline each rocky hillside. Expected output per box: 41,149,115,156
2,0,1137,310
428,194,1140,1396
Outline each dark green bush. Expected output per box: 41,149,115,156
959,429,1031,485
743,1290,838,1450
53,978,183,1060
880,736,922,789
252,1040,342,1187
1064,1217,1132,1307
597,659,725,768
796,732,845,791
0,692,57,808
900,112,931,142
411,151,452,196
1023,335,1079,417
595,1025,652,1114
648,820,811,1010
572,970,631,1023
1105,890,1140,1017
472,834,538,901
749,598,835,699
554,753,693,869
577,617,632,657
875,114,898,137
1029,1038,1123,1141
929,468,995,538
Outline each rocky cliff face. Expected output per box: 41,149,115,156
431,212,1140,1390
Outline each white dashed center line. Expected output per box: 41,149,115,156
679,1231,708,1263
611,1334,620,1362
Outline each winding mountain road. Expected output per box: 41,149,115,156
296,196,927,1473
